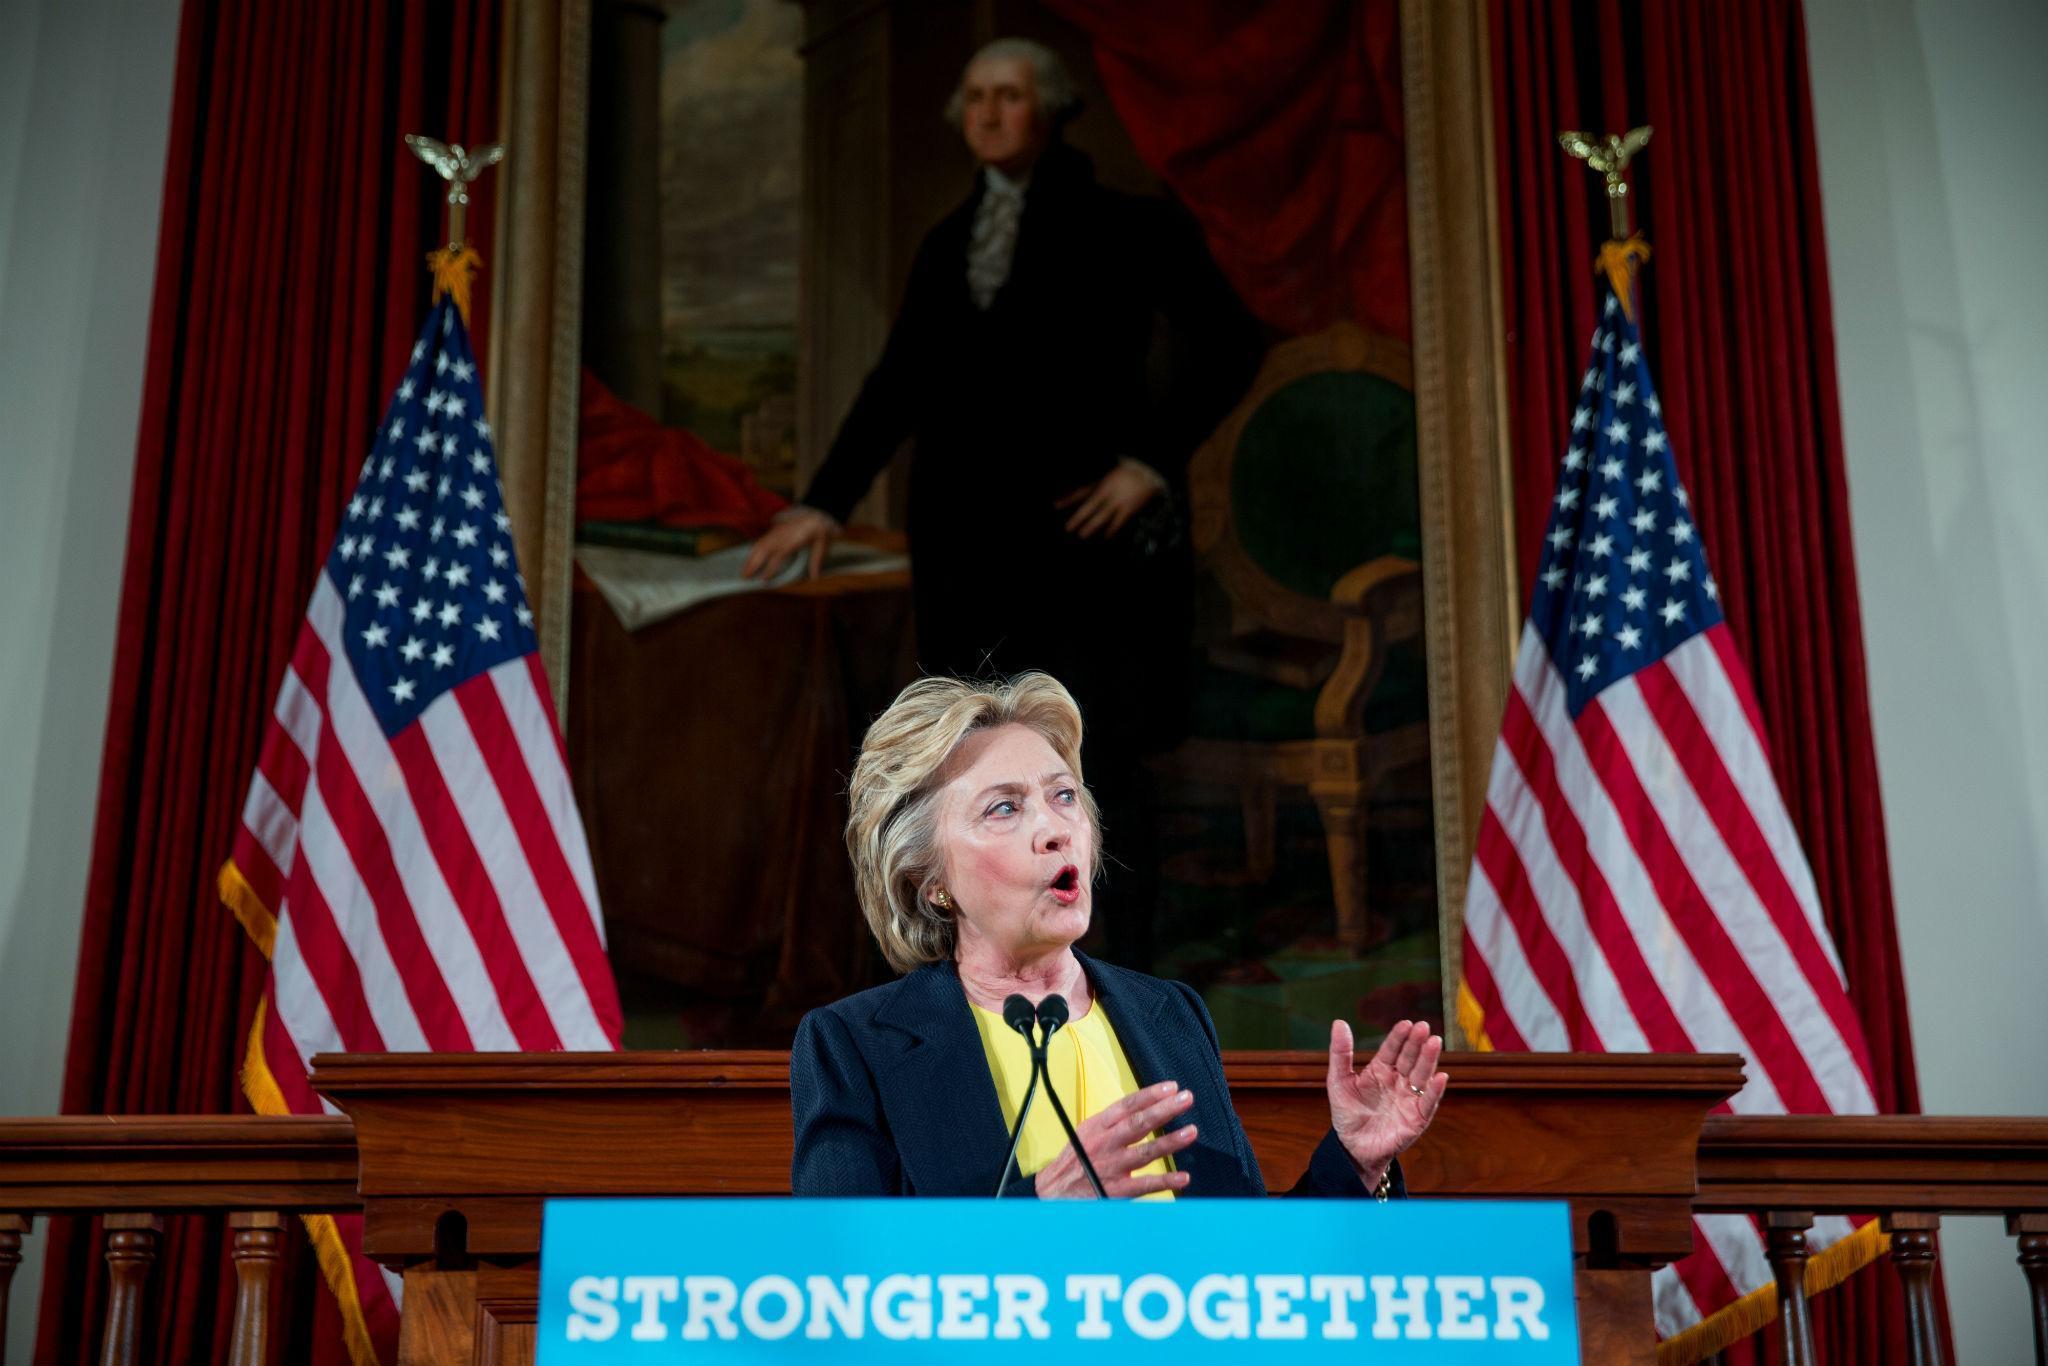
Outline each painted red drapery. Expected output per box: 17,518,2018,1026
1490,0,1935,1359
37,0,499,1360
1043,0,1410,341
577,371,790,535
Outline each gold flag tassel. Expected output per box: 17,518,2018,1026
427,243,482,323
1597,235,1652,321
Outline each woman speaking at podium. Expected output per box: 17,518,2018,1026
790,674,1447,1199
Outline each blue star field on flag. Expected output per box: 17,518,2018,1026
327,299,537,736
1529,282,1723,717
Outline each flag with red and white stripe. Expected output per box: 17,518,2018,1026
222,296,622,1365
1457,278,1880,1356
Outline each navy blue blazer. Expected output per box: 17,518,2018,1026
789,953,1404,1199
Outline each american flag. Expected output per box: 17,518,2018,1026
1458,281,1880,1348
223,297,623,1364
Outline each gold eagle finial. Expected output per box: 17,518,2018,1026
1559,127,1652,239
404,135,504,250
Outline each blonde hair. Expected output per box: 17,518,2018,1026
847,673,1100,974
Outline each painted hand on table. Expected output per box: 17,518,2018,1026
740,506,839,581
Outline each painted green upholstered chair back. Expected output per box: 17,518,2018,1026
1189,324,1422,648
1183,324,1428,745
1231,368,1420,605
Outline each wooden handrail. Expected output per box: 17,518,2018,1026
1693,1114,2048,1366
0,1115,360,1213
1696,1114,2048,1213
0,1115,359,1366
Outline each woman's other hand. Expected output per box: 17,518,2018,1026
1326,1019,1448,1189
1056,458,1166,540
741,506,839,581
1033,1080,1198,1199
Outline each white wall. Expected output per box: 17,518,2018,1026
1804,1,2048,1362
0,0,181,1356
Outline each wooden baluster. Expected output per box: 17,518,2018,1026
2011,1212,2048,1366
1764,1210,1817,1366
228,1212,285,1366
1,1214,30,1366
98,1213,162,1366
1884,1212,1946,1366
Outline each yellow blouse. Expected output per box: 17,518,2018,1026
969,998,1176,1200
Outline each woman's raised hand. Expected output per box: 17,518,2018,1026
1033,1080,1198,1200
741,506,839,581
1326,1019,1448,1188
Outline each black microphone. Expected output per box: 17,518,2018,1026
1033,994,1108,1198
993,995,1042,1196
1002,992,1039,1036
1034,993,1070,1034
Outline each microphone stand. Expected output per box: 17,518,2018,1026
1034,996,1108,1198
993,995,1042,1196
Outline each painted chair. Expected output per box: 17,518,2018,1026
1157,322,1432,953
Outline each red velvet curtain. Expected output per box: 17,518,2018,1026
36,1,498,1360
1041,0,1410,340
1491,1,1935,1359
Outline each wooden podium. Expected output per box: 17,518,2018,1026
312,1050,1743,1365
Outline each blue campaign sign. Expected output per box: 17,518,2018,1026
537,1198,1580,1364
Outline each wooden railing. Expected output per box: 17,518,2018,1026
2,1058,2045,1366
0,1116,359,1365
1696,1115,2048,1366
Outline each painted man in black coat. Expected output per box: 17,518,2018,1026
745,39,1260,964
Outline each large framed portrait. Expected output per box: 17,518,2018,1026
485,0,1515,1049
